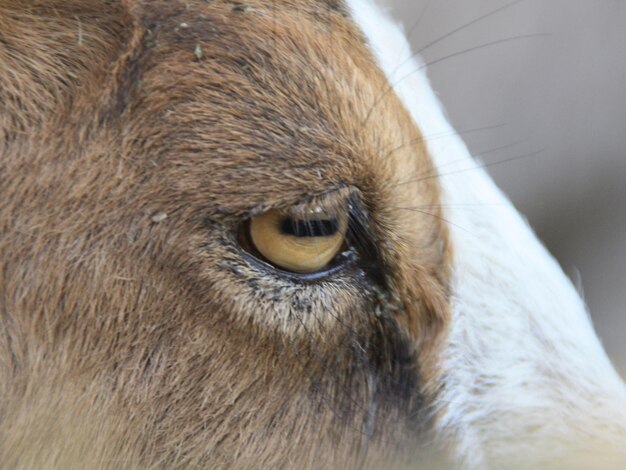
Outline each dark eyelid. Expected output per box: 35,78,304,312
238,247,356,283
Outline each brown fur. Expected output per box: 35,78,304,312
0,0,451,467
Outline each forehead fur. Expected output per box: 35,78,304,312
117,0,435,214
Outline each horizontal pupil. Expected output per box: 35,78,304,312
280,218,339,238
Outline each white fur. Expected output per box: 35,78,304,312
345,1,626,467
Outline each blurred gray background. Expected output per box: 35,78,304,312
386,0,626,377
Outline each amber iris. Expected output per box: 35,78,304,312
248,207,348,274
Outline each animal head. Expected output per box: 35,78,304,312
0,0,624,468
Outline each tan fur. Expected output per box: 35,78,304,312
0,1,452,467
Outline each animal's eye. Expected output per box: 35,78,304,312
240,205,350,274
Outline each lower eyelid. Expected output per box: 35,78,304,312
237,246,354,283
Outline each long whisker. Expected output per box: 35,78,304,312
420,33,550,72
361,33,550,129
394,148,545,188
379,133,526,192
380,123,509,161
404,0,432,44
417,0,526,55
390,0,526,83
421,139,528,176
392,207,475,235
398,202,511,209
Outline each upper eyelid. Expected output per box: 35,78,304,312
243,184,354,220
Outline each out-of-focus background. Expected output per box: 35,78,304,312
386,0,626,377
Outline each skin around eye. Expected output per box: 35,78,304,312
248,208,348,274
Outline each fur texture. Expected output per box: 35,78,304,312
0,0,452,468
2,0,625,468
